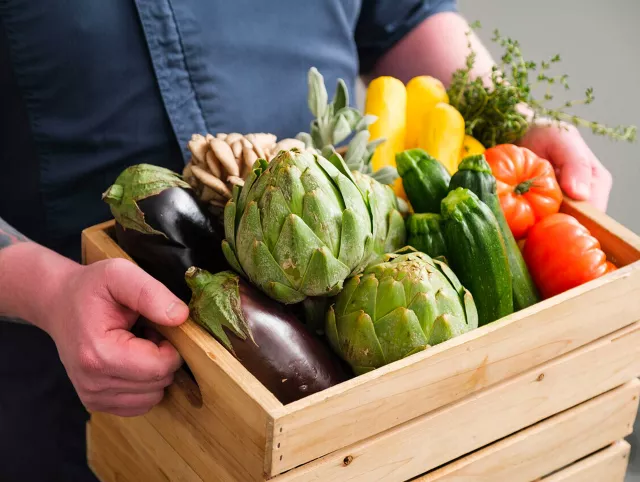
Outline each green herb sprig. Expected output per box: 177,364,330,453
296,67,398,185
447,21,637,148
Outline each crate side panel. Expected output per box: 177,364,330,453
81,224,277,482
271,264,640,474
273,321,640,482
88,411,203,482
561,199,640,266
415,380,639,481
541,441,630,482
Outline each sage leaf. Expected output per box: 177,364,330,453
332,79,349,112
371,166,399,185
355,114,378,131
308,67,328,119
332,114,352,145
345,130,370,166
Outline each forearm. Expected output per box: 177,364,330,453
0,218,79,330
372,12,495,88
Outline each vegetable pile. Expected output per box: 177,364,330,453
102,24,635,403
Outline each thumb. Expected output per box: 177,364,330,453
556,159,592,201
103,259,190,327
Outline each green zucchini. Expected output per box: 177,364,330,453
406,213,448,259
396,148,450,213
449,155,540,310
441,187,513,326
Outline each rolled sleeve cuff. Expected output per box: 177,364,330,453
356,0,458,75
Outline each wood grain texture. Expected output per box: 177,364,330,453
82,223,282,482
561,198,640,266
88,411,202,482
273,321,640,482
415,380,640,481
540,441,630,482
270,261,640,474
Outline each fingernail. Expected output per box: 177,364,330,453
166,301,188,323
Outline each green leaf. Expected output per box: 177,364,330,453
371,166,399,185
334,106,362,130
366,137,386,153
355,114,378,131
102,164,191,237
374,308,429,364
332,114,352,145
307,67,328,118
337,311,386,369
332,78,349,112
344,130,370,167
185,269,255,356
311,123,324,149
295,132,314,149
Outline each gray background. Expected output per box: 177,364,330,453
355,0,640,478
457,2,640,480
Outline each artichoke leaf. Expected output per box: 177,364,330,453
260,186,292,252
407,291,439,340
374,308,429,364
375,276,407,320
264,281,305,305
272,214,333,290
301,188,341,257
299,246,350,297
249,240,301,304
337,311,386,370
221,240,245,277
341,274,378,320
463,288,479,330
430,314,469,345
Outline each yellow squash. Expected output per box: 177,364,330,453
416,102,465,175
365,76,407,199
459,135,486,163
405,76,449,149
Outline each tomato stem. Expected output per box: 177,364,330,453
514,174,543,195
515,179,534,195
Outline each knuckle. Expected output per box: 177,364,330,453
77,347,103,374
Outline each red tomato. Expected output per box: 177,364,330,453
522,213,613,298
484,144,563,240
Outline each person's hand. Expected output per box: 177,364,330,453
516,120,613,211
44,258,190,417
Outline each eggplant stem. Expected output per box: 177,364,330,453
102,184,124,204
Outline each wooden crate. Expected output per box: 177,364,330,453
82,199,640,482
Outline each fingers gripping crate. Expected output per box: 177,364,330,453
82,199,640,482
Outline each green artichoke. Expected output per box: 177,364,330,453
352,170,407,260
222,148,374,305
326,249,478,374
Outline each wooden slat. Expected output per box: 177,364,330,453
273,321,640,482
88,411,202,482
541,441,630,482
561,198,640,266
270,262,640,474
415,380,639,481
82,224,282,482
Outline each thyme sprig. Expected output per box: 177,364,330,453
447,21,637,147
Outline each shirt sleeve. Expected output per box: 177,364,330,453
355,0,458,75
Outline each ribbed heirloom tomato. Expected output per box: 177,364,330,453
484,144,563,239
522,213,614,299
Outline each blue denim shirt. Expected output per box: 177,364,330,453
0,0,456,261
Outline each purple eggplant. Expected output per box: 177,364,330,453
185,268,351,403
103,164,227,302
